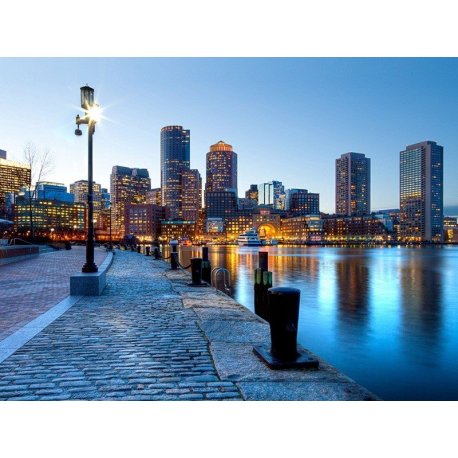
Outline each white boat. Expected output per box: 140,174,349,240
264,238,279,246
237,229,263,246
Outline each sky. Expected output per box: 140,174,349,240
1,57,457,214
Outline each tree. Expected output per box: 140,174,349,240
23,142,54,241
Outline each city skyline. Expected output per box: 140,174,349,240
1,58,458,214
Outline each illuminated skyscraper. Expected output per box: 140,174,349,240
400,141,443,242
336,152,371,216
0,152,31,217
181,169,202,221
110,166,151,239
160,126,190,219
205,141,237,198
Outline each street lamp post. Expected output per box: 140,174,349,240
75,85,100,273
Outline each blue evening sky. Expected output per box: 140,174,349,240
0,58,457,214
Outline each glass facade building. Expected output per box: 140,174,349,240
160,126,190,219
336,152,371,216
258,181,285,209
400,141,443,242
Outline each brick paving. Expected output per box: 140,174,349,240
0,246,108,340
0,250,242,400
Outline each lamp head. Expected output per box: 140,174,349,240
80,85,95,110
75,128,83,136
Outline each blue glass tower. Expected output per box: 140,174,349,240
160,126,190,219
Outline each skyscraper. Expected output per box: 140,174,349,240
70,180,105,227
258,181,285,209
181,169,202,221
110,166,151,239
160,126,190,219
400,141,443,242
205,141,238,197
336,152,371,216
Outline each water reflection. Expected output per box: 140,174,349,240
399,249,443,362
169,244,458,400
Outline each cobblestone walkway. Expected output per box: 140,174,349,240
0,247,108,340
0,251,242,400
0,249,378,401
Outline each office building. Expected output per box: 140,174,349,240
258,181,285,209
13,198,86,240
285,188,320,216
124,203,165,242
205,141,238,198
36,182,74,202
400,141,444,242
146,188,162,206
0,152,31,216
160,220,196,242
161,126,190,219
110,166,151,239
205,191,238,219
336,152,371,216
181,169,202,222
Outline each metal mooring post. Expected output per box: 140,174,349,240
153,247,161,259
137,245,141,254
202,246,211,284
170,240,178,270
145,246,151,256
254,251,272,321
253,287,319,370
188,257,209,287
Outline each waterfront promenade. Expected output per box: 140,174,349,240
0,247,108,341
0,249,377,400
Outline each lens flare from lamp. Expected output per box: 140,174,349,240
87,104,102,122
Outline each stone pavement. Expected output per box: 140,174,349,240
0,250,378,401
0,246,108,341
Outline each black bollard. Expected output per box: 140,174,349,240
188,257,209,287
202,246,211,284
253,251,272,321
145,246,150,256
137,245,141,254
170,242,178,270
253,287,319,370
131,245,135,252
254,268,268,320
153,247,161,260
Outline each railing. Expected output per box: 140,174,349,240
211,267,231,295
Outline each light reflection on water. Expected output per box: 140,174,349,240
177,245,458,400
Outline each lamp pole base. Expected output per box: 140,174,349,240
82,263,98,273
253,344,319,370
